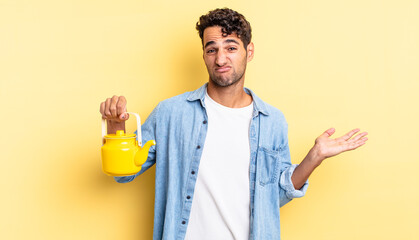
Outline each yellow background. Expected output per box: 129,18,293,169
1,0,418,239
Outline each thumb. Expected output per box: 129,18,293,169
321,128,335,138
119,112,129,121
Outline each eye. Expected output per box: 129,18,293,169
228,47,237,51
206,49,215,54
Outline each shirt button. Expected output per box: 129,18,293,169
191,171,195,175
197,145,201,149
203,120,207,124
182,221,186,225
187,195,191,199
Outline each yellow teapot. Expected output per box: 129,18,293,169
101,112,156,176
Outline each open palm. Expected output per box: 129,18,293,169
314,128,368,160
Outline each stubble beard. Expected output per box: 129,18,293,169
208,60,247,88
209,69,244,87
206,52,248,88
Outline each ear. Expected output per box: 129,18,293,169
246,42,254,62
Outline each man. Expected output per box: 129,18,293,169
99,8,368,240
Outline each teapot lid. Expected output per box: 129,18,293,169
104,130,136,139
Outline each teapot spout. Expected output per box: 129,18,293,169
142,140,156,152
134,140,156,167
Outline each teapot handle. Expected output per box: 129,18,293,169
127,112,142,147
101,112,143,147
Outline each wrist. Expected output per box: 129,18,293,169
306,145,325,167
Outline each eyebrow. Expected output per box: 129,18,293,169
204,39,241,49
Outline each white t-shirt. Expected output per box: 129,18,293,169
184,92,253,240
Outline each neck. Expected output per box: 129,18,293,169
207,79,253,108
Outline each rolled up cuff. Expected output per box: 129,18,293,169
280,164,309,199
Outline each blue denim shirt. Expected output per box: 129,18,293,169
115,83,308,240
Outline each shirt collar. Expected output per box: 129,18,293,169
187,83,269,116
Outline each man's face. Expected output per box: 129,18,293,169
202,26,254,87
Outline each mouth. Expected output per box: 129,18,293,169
215,66,231,73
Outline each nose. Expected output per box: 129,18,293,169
215,50,227,66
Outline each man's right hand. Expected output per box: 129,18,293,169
99,95,129,134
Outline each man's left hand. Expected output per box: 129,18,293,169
311,128,368,164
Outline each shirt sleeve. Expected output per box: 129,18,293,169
279,164,309,199
113,103,160,183
277,121,309,207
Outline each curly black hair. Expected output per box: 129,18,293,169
196,8,252,49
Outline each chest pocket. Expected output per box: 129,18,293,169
257,147,280,186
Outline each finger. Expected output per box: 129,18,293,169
320,128,335,138
100,102,106,119
120,111,130,121
116,96,128,120
348,132,368,143
120,105,130,120
356,137,368,145
110,96,119,118
346,137,368,151
121,103,130,120
340,128,360,141
104,98,112,118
